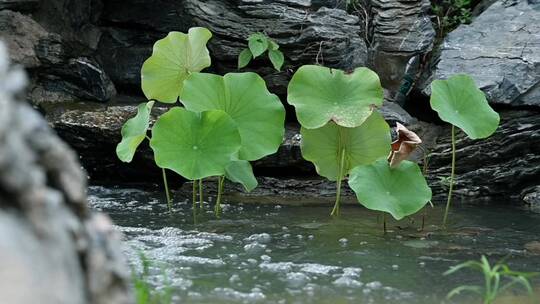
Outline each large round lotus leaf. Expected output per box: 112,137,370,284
141,27,212,103
430,74,500,139
348,159,432,220
288,65,384,129
180,72,286,161
225,160,258,192
301,111,391,181
116,101,154,162
150,108,241,180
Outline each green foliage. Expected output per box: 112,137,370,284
445,256,538,304
150,108,241,181
225,160,258,192
300,111,391,181
141,27,212,103
348,159,432,220
288,65,384,129
133,253,173,304
430,74,499,139
238,33,285,71
430,74,499,226
180,72,286,161
431,0,472,38
116,101,154,162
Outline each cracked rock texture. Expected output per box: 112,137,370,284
370,0,435,91
425,0,540,106
0,43,132,304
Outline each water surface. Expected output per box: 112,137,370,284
89,186,540,304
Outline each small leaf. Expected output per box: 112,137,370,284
268,49,284,71
348,159,432,220
268,40,279,51
388,122,422,168
150,108,241,180
301,111,391,181
116,101,154,162
225,160,258,192
288,65,384,129
430,74,500,139
141,27,212,103
238,48,253,69
248,33,268,58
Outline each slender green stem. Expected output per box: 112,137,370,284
192,180,197,210
161,168,172,212
330,149,346,217
443,125,456,227
198,179,204,210
214,176,225,217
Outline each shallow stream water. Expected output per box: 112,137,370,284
89,186,540,304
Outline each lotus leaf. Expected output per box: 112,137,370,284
430,74,500,139
225,160,258,192
181,72,285,161
301,111,391,181
349,159,432,220
150,108,241,180
141,27,212,103
116,101,154,162
288,65,384,129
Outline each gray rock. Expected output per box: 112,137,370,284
425,0,540,106
98,0,367,95
0,43,132,304
0,10,116,103
425,110,540,202
0,0,39,11
370,0,435,91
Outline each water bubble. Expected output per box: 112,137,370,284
392,264,399,271
260,255,271,262
244,243,267,255
285,272,310,288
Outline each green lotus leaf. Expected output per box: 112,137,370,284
301,111,391,181
348,159,432,220
180,72,286,161
288,65,384,129
150,108,241,180
116,101,154,162
225,160,258,192
430,74,500,139
141,27,212,103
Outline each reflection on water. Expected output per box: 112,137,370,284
89,186,540,304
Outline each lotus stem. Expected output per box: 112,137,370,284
443,125,456,227
383,213,387,234
214,176,225,217
199,179,204,210
331,149,346,216
192,180,197,210
162,168,172,212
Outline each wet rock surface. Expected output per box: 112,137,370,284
424,0,540,106
426,110,540,202
99,0,366,95
0,44,132,304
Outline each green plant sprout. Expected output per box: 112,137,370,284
430,74,499,226
287,65,387,216
133,252,174,304
238,32,285,71
431,0,472,39
116,101,174,212
445,255,538,304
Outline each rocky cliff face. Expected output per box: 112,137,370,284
0,43,132,304
1,0,538,205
